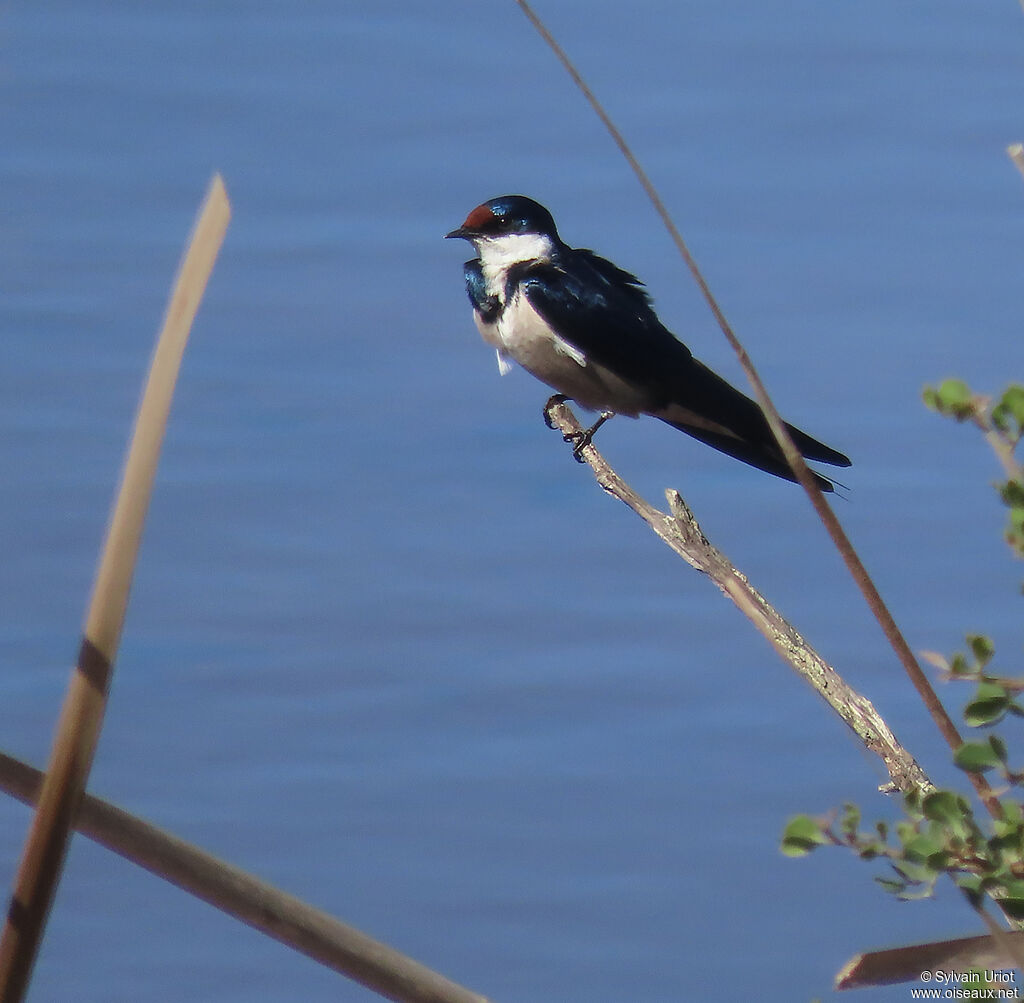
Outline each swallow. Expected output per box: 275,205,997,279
446,195,850,490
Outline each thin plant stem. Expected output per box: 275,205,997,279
512,0,1002,818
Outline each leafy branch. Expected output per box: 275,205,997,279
785,383,1024,978
923,380,1024,560
785,790,1024,915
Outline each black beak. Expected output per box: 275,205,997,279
445,227,471,240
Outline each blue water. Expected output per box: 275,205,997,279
3,3,1024,1000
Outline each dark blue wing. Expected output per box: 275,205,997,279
515,249,692,408
518,249,851,477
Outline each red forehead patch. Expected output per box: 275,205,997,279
462,203,496,229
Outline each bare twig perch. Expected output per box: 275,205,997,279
544,398,930,795
513,0,1004,816
0,751,490,1003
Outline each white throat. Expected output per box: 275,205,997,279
476,231,556,297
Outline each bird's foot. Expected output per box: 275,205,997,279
543,394,569,429
565,412,614,462
543,397,614,461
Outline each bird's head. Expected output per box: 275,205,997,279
445,196,561,255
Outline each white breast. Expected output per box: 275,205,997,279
470,231,651,415
474,288,649,415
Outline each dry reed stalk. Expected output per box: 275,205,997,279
0,175,231,1001
0,751,491,1003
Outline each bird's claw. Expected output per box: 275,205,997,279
565,429,593,463
566,411,614,461
543,397,613,461
543,394,569,429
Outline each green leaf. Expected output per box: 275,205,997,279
989,827,1024,868
990,734,1009,764
840,803,861,838
921,790,958,821
989,829,1019,857
896,821,921,844
938,379,971,405
893,859,937,884
956,874,985,907
998,897,1024,920
875,876,906,896
950,653,971,676
1002,384,1024,416
967,634,996,665
903,789,924,817
897,883,938,901
964,682,1010,727
999,480,1024,509
934,379,975,420
902,834,943,863
781,815,828,857
1003,800,1024,824
954,741,1003,773
922,790,974,839
993,385,1024,433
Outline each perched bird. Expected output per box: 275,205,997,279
446,195,851,491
